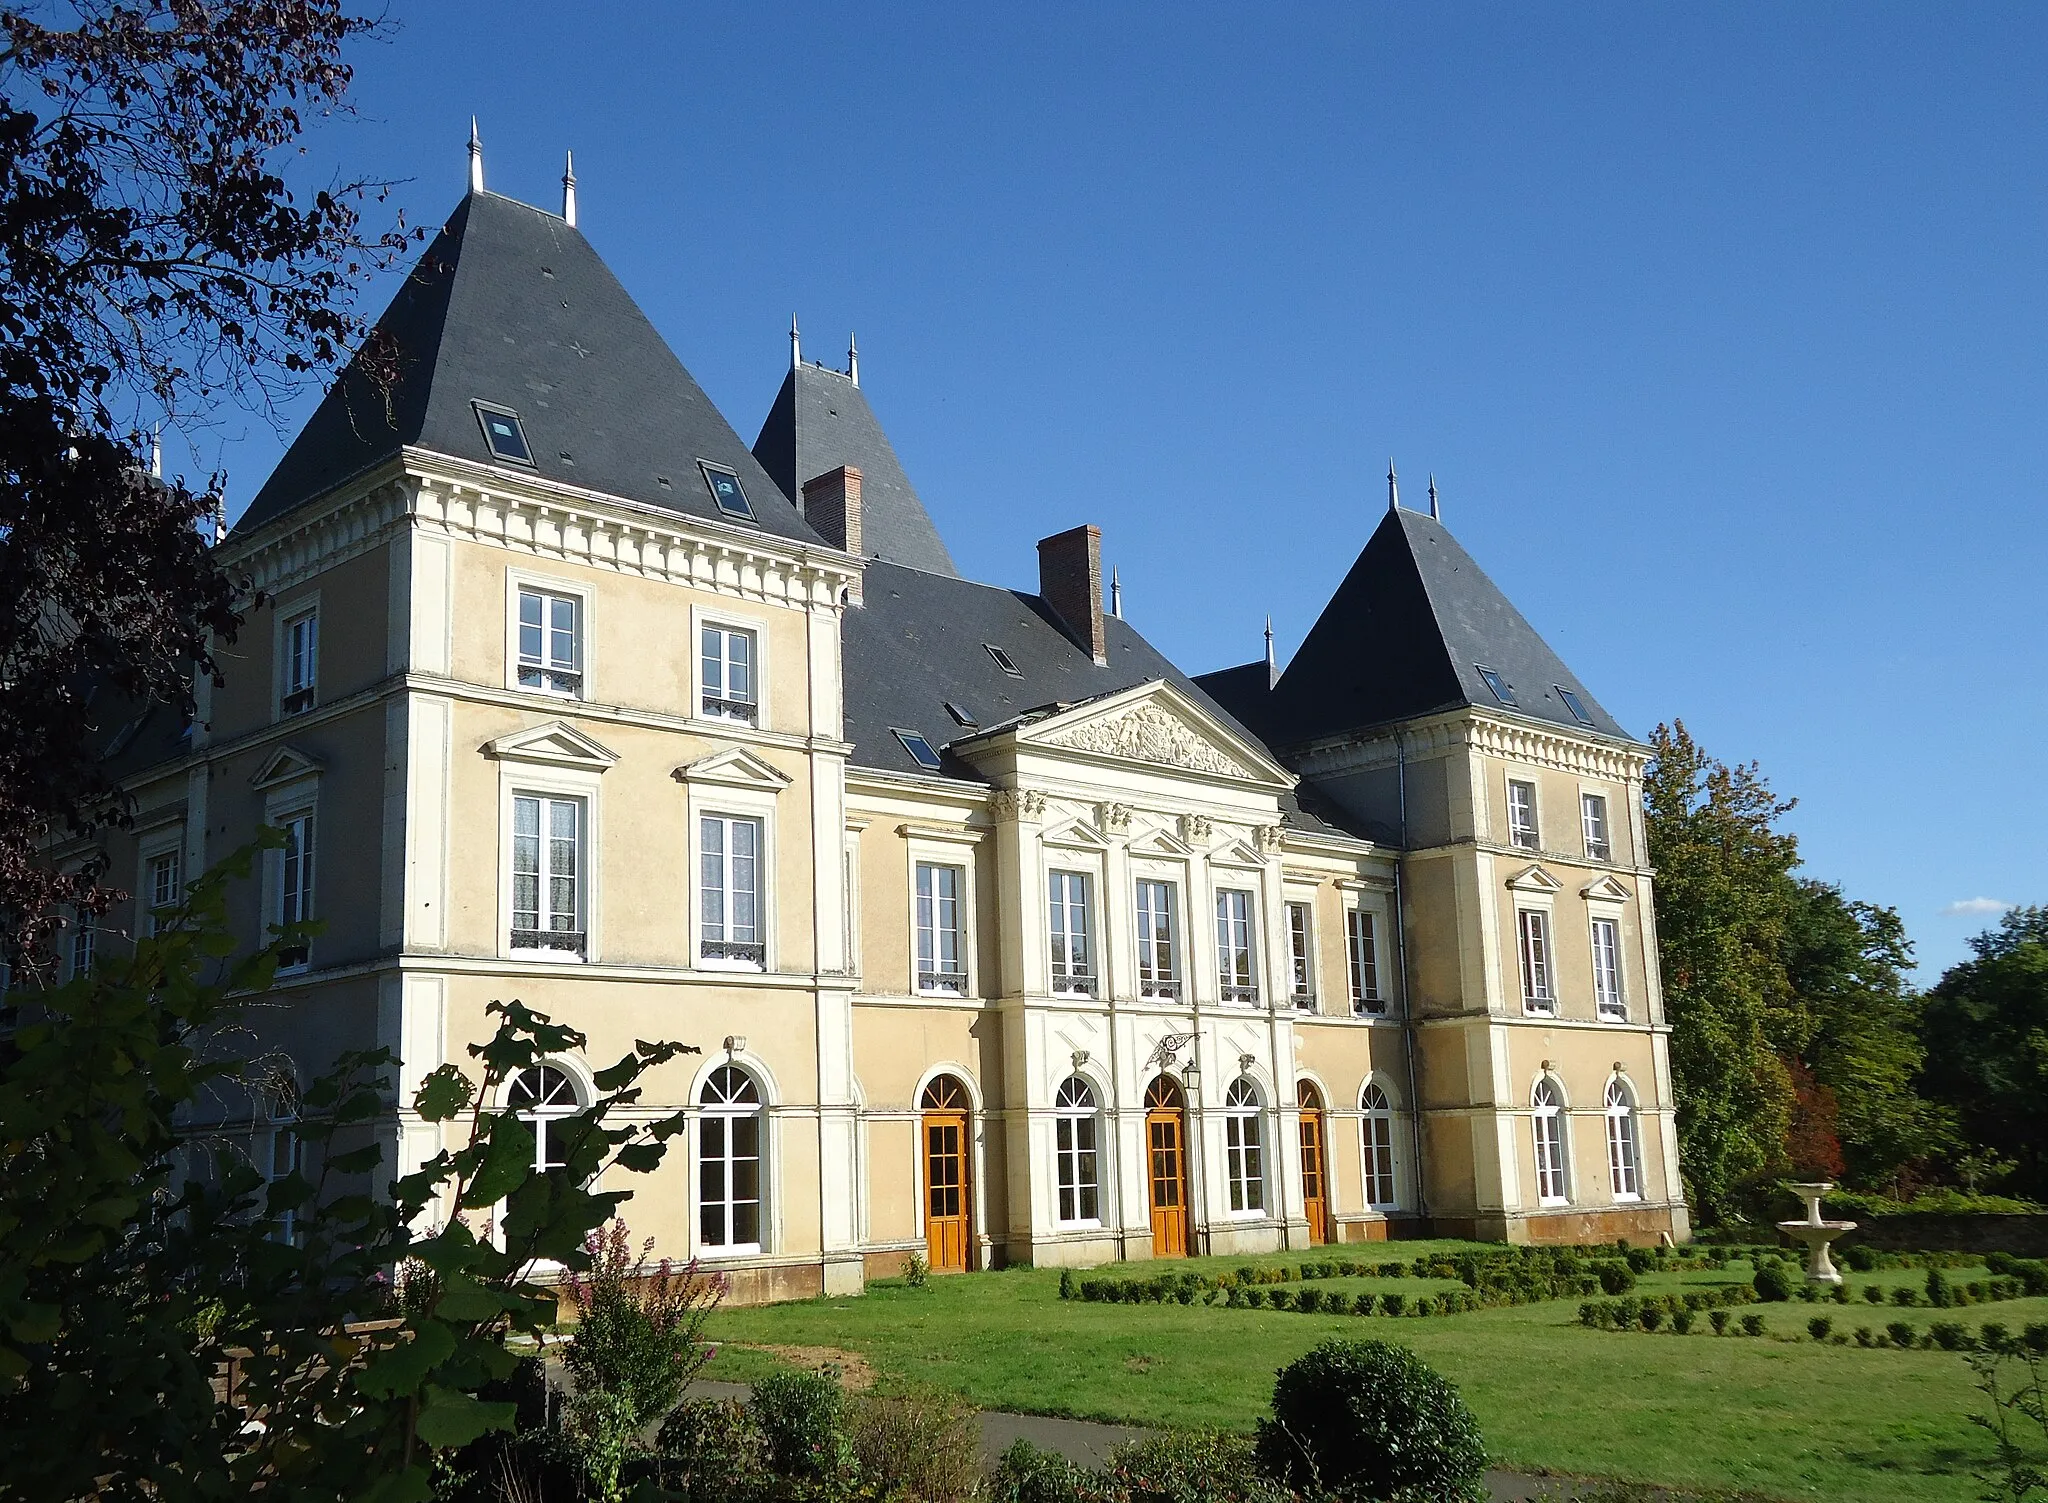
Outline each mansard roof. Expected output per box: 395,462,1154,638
1202,506,1632,747
237,191,818,546
752,359,959,576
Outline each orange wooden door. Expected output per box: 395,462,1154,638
922,1076,971,1272
1145,1075,1189,1257
1297,1081,1330,1245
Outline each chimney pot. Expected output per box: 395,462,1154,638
1038,524,1107,665
802,465,863,558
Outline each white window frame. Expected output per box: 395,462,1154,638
1214,887,1259,1004
276,598,319,718
258,1112,304,1245
504,568,593,701
138,827,184,937
1517,907,1556,1015
1047,868,1096,997
697,1063,766,1256
1605,1077,1643,1202
67,906,96,981
698,813,767,972
914,860,968,995
494,761,605,963
1580,789,1613,862
1222,1077,1266,1216
1591,914,1626,1021
692,602,770,729
1532,1077,1570,1206
1346,905,1384,1015
509,792,588,960
1285,897,1315,1008
1052,1075,1103,1227
679,770,780,976
508,1061,587,1171
1134,877,1181,1000
1360,1080,1399,1210
1507,777,1541,851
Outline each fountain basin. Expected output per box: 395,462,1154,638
1778,1181,1856,1284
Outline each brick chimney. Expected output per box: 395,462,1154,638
801,465,863,556
1037,524,1106,665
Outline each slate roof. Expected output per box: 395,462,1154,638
1206,506,1633,747
752,361,959,576
237,192,818,545
845,561,1274,781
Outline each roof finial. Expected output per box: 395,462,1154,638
789,314,801,371
1110,566,1123,620
149,426,162,480
1387,459,1399,513
1428,473,1439,520
468,117,484,194
847,331,859,386
561,150,577,226
1264,614,1277,687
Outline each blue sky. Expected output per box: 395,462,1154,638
210,3,2046,980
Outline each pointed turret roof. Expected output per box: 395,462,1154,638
236,192,816,544
752,358,959,576
1206,507,1632,746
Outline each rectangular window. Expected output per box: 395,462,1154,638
916,862,966,994
1507,779,1540,850
146,850,181,936
1286,901,1313,1007
262,1125,303,1245
516,587,583,697
1347,909,1384,1014
1055,1102,1100,1224
1225,1101,1265,1213
512,795,584,956
274,811,315,971
701,624,757,722
69,911,95,980
1048,870,1093,995
1134,880,1179,998
1591,917,1625,1020
1581,792,1612,861
1517,909,1555,1014
700,815,764,969
1215,889,1258,1002
281,609,318,716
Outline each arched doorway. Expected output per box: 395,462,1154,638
920,1076,972,1272
1144,1075,1190,1257
1296,1080,1330,1245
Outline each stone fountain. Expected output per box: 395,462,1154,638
1778,1181,1857,1285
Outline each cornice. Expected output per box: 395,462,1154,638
1290,707,1648,784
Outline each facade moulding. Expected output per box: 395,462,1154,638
1414,1013,1672,1038
1287,709,1648,784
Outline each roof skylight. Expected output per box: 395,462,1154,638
1475,666,1517,707
1556,687,1594,726
698,461,754,520
985,644,1022,677
945,701,978,728
473,402,534,465
893,728,944,772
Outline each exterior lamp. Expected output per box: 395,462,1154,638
1182,1054,1201,1101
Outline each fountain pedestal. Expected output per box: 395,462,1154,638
1777,1181,1857,1285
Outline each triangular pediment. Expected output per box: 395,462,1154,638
1128,825,1195,859
672,746,792,791
1581,874,1633,903
1211,839,1268,870
484,720,619,772
1505,864,1563,893
1017,682,1289,787
1042,818,1112,851
251,745,324,790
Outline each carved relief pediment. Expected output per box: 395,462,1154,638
1034,694,1270,782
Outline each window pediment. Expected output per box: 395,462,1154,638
1210,839,1268,871
1128,825,1195,859
1505,864,1563,894
252,745,324,791
672,746,791,791
485,720,619,772
1582,875,1633,904
1042,818,1112,852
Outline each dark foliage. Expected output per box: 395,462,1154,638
1255,1338,1488,1503
1751,1263,1793,1303
1919,907,2048,1202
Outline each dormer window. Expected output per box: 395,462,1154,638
699,461,754,520
1557,687,1594,726
473,402,533,465
985,644,1022,677
1476,666,1517,707
893,729,943,772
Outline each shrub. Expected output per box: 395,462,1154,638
1267,1289,1295,1312
1740,1314,1766,1337
991,1437,1102,1503
1104,1429,1289,1503
1752,1263,1793,1303
1594,1261,1636,1296
1579,1302,1600,1328
1353,1292,1378,1317
1982,1322,2012,1353
903,1251,931,1289
749,1369,848,1480
1863,1284,1885,1304
658,1398,772,1503
1294,1288,1324,1315
1929,1321,1970,1351
1925,1268,1951,1308
1854,1326,1875,1347
1059,1269,1078,1300
1256,1338,1488,1503
1891,1286,1920,1307
848,1387,985,1503
1885,1321,1916,1349
1830,1282,1850,1305
1841,1243,1877,1273
1623,1247,1656,1274
1638,1305,1664,1332
1807,1316,1832,1341
1671,1308,1694,1335
2027,1324,2048,1355
1242,1288,1266,1309
1381,1293,1406,1317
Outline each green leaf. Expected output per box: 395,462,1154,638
413,1064,476,1123
357,1466,435,1503
432,1272,504,1323
327,1143,384,1174
458,1114,538,1209
614,1141,666,1173
9,1304,59,1343
414,1384,517,1450
355,1319,456,1399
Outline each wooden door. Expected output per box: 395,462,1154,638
921,1076,971,1272
1297,1081,1330,1245
1144,1075,1189,1257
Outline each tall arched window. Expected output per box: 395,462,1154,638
1532,1078,1569,1206
1223,1078,1265,1213
1605,1078,1642,1201
1360,1081,1399,1209
508,1064,581,1171
1053,1077,1101,1225
700,1065,763,1253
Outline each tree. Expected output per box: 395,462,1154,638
1920,906,2048,1202
0,1,409,970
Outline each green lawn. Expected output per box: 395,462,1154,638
704,1244,2036,1503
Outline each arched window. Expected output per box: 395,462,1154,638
700,1066,763,1253
508,1064,581,1172
1532,1078,1569,1206
1360,1081,1398,1209
1223,1078,1265,1213
1053,1077,1100,1225
1605,1078,1641,1201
